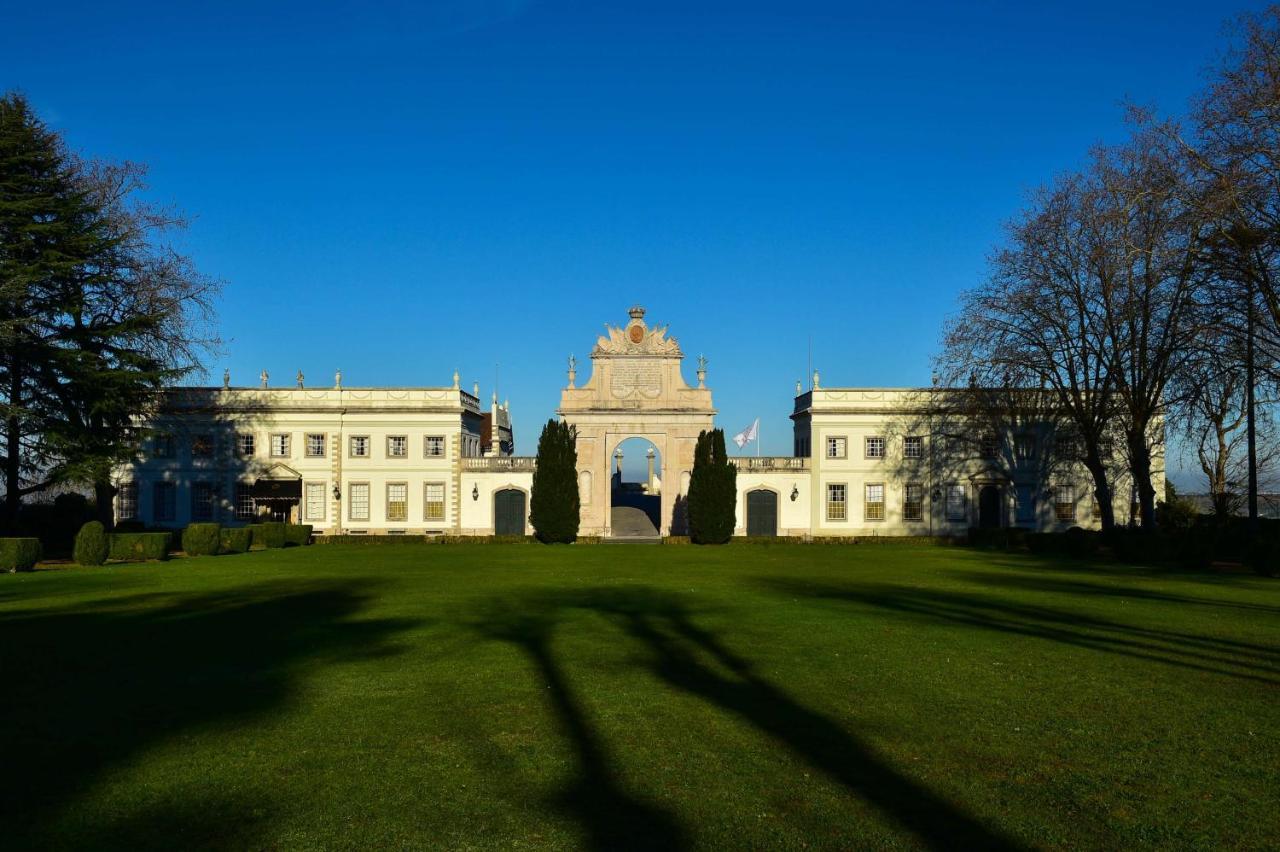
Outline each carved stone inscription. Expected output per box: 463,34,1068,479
610,361,662,399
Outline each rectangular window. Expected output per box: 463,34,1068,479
236,482,255,521
237,433,255,457
306,433,326,458
153,434,174,458
192,435,213,457
980,434,999,459
424,436,446,457
1015,435,1036,461
865,437,885,459
386,482,408,521
826,436,847,459
903,483,924,522
192,482,215,521
865,483,885,520
1054,486,1076,522
305,482,326,521
424,482,445,521
349,435,369,458
903,436,923,459
153,482,176,522
946,485,967,521
349,483,370,522
1055,434,1076,460
118,482,138,520
387,436,407,458
270,433,290,457
826,483,847,521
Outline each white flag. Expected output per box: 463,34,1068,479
733,418,759,449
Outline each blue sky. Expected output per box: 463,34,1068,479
2,1,1256,483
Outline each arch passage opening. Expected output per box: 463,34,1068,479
611,437,662,536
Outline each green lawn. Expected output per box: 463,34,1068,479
2,543,1277,850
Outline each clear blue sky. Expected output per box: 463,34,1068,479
2,1,1256,483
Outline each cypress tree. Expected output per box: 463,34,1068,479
530,419,580,543
688,428,737,543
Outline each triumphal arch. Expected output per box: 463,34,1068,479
559,306,715,536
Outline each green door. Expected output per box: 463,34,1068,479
494,489,526,536
746,489,778,537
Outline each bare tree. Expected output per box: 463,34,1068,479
942,173,1123,529
1170,340,1279,515
1090,126,1214,529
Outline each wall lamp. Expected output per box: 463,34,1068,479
790,485,799,502
932,488,942,501
472,484,480,501
332,484,341,501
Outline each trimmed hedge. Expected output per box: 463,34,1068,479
248,523,287,549
108,532,171,562
182,523,222,556
220,527,251,554
0,538,43,572
313,534,534,545
73,521,110,566
285,524,313,546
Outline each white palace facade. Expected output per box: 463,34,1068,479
114,307,1159,538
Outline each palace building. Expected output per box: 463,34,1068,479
114,307,1157,538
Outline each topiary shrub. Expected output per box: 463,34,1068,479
0,538,43,572
108,532,171,562
182,523,222,556
219,527,251,554
530,418,580,543
1063,526,1101,559
249,522,287,549
73,521,110,566
284,524,313,546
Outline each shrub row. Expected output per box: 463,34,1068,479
314,533,530,545
221,527,251,553
981,522,1279,575
0,538,44,572
109,532,172,562
243,523,309,548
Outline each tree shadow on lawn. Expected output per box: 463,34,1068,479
470,588,1022,851
0,580,415,849
952,567,1280,616
761,579,1280,686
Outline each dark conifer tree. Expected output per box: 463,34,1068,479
688,428,736,543
530,418,580,543
0,93,217,530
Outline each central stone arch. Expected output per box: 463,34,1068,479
558,306,715,537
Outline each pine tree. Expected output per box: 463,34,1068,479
688,428,737,543
530,419,580,543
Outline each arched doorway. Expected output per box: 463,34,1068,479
609,437,662,537
746,489,778,537
978,485,1002,529
494,488,526,536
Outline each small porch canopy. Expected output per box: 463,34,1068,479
252,464,302,501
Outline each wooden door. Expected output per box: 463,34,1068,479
494,489,526,536
746,489,778,537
